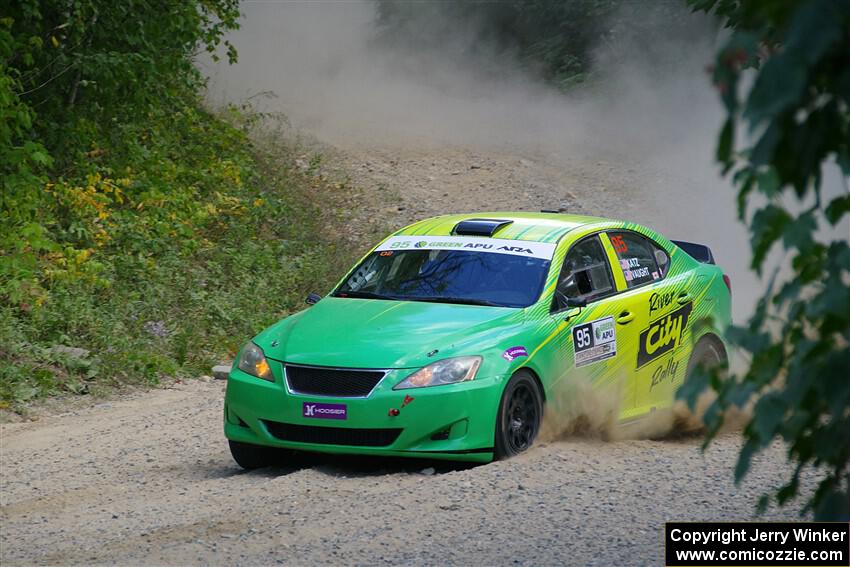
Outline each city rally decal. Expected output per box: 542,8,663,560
637,301,693,368
572,316,617,367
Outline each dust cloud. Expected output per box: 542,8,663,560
200,0,764,318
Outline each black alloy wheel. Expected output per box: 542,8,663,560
495,370,543,459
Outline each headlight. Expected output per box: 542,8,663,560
394,356,482,389
236,342,274,382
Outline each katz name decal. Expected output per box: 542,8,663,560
637,301,693,368
572,316,617,367
303,402,347,420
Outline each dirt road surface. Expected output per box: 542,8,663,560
2,378,796,567
1,141,803,566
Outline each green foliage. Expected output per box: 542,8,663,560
682,0,850,520
0,92,345,409
0,1,355,410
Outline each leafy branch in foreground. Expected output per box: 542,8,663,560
680,0,850,520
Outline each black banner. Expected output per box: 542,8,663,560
636,301,692,368
666,522,849,566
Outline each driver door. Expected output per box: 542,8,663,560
549,234,641,418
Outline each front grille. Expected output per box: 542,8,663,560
264,421,402,447
285,364,386,397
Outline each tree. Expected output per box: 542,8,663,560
681,0,850,520
1,0,240,305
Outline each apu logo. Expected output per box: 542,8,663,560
594,319,614,341
302,402,347,420
637,302,693,368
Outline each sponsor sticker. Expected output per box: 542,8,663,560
376,235,556,260
572,316,617,367
637,301,693,368
625,266,650,281
610,235,628,253
650,357,680,390
648,290,675,316
302,402,347,420
502,346,529,362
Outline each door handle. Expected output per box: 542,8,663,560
677,291,691,305
616,311,634,325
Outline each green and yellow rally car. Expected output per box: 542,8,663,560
224,212,731,467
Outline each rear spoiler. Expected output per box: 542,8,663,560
671,240,716,265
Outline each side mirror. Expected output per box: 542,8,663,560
305,293,322,305
554,291,587,320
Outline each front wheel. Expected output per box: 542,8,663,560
228,440,280,470
494,370,544,460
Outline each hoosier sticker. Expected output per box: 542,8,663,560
572,316,617,367
303,402,347,420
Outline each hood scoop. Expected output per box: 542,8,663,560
452,218,513,237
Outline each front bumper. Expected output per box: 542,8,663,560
224,362,504,463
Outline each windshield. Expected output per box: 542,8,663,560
334,247,551,308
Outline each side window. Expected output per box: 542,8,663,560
552,235,615,311
653,244,670,278
609,232,663,288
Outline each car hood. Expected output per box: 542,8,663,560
258,297,523,369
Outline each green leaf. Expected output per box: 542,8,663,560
750,205,792,271
825,195,850,225
752,393,786,442
750,121,781,167
743,56,807,127
717,117,735,165
755,167,781,198
784,0,843,65
782,211,816,250
735,439,758,483
756,494,770,515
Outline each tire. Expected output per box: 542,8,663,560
494,370,544,460
686,336,726,377
673,337,728,434
229,440,280,470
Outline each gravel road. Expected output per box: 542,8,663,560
1,139,804,566
1,377,799,567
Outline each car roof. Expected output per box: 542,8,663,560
393,212,617,243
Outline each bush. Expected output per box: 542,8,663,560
1,1,355,410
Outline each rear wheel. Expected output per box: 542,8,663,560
686,336,726,377
229,440,280,470
494,370,544,459
674,337,728,434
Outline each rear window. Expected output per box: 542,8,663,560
608,232,662,288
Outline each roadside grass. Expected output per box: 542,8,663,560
0,98,371,413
